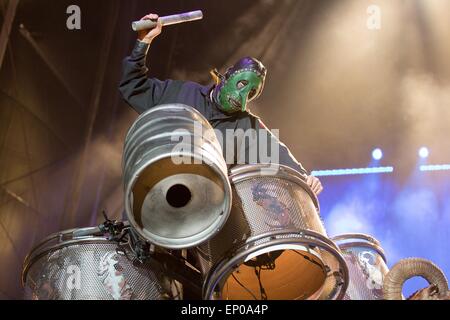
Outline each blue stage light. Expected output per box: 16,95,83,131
419,147,429,159
420,164,450,172
372,148,383,161
311,166,394,177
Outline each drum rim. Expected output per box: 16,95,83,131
229,164,320,213
332,233,381,246
21,227,114,287
124,150,233,250
202,228,349,300
124,103,211,142
332,234,387,264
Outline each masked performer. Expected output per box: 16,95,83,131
119,14,323,195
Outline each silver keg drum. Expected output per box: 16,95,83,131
332,234,389,300
22,226,182,300
197,164,349,300
123,104,232,249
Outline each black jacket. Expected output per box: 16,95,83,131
119,41,308,175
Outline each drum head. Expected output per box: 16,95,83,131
218,244,327,300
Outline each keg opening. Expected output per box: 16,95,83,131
166,184,192,208
130,158,230,247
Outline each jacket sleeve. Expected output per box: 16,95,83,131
119,40,175,114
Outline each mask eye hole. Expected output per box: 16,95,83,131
236,80,248,90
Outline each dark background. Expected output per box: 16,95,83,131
0,0,449,299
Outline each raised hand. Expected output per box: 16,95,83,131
138,13,163,44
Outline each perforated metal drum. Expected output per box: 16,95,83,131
197,165,348,300
22,226,182,300
332,234,389,300
123,104,232,249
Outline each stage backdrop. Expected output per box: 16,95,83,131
0,0,449,299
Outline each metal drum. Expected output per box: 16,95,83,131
332,234,389,300
123,104,232,249
197,164,348,300
22,226,182,300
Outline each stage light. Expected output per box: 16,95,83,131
372,148,383,161
311,166,394,177
419,147,429,159
420,164,450,172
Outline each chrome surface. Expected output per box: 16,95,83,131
123,104,232,249
332,234,389,300
22,226,182,300
197,164,348,300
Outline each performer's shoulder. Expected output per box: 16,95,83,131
181,80,205,89
153,79,202,90
179,80,213,96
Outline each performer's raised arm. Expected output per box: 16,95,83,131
119,14,175,114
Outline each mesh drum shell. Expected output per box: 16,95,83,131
196,164,349,300
22,227,181,300
333,234,389,300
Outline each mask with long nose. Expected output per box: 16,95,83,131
212,57,267,113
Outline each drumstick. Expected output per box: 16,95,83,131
132,10,203,32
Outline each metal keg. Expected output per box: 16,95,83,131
123,104,232,249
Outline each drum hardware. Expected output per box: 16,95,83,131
126,227,153,263
149,251,203,299
98,210,128,240
69,211,129,242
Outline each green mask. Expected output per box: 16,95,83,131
214,70,264,113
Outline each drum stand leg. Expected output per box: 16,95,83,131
147,252,202,299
